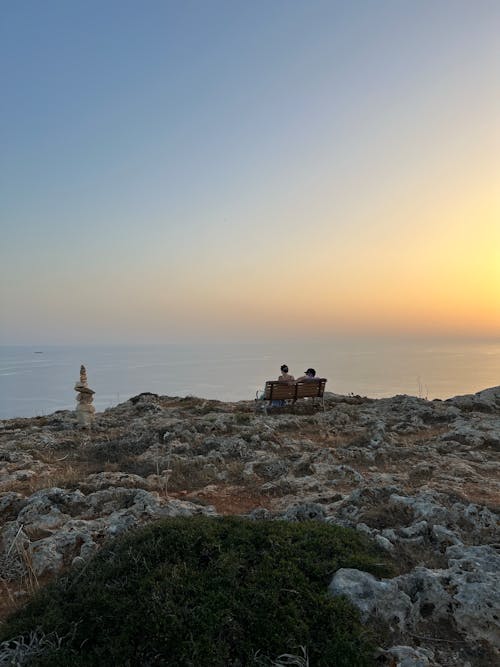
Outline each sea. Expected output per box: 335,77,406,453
0,339,499,420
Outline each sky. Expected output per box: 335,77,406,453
1,0,499,344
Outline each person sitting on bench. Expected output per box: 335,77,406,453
278,364,295,383
296,368,318,382
273,364,295,406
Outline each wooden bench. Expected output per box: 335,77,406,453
257,379,327,414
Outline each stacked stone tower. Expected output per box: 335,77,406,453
74,364,95,428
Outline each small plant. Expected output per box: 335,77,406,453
167,459,218,491
234,412,252,425
225,461,246,483
417,376,429,400
0,628,73,666
162,430,174,496
255,644,309,666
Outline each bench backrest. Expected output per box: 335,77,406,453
264,379,327,401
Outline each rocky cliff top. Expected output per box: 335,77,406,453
1,386,499,666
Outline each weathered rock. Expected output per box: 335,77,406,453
329,547,500,652
378,645,435,666
283,502,326,522
0,486,216,578
328,568,413,631
446,544,500,646
83,471,149,490
447,385,500,413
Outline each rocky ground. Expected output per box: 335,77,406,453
0,387,499,666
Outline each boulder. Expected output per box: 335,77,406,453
328,568,413,631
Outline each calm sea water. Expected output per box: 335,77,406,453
0,339,499,419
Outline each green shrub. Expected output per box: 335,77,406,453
234,413,252,424
1,517,391,666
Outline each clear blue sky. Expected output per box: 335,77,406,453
1,1,499,343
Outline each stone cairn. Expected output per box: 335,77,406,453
74,364,95,428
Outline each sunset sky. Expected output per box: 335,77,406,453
1,0,499,344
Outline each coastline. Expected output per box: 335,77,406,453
2,338,500,420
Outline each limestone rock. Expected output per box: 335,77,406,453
446,544,500,646
0,486,216,578
378,645,436,666
328,568,413,631
283,502,326,522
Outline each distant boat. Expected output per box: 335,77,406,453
34,351,44,354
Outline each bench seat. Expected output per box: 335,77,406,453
258,379,327,413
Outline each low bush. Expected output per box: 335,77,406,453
168,459,218,491
81,432,156,463
0,517,391,666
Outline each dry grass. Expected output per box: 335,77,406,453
0,458,122,496
166,460,218,492
0,526,46,624
0,580,23,622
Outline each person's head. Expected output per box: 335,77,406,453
305,368,316,378
280,364,289,374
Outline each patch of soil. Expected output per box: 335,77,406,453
182,485,274,515
456,482,500,510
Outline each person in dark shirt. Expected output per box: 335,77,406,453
296,368,318,381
